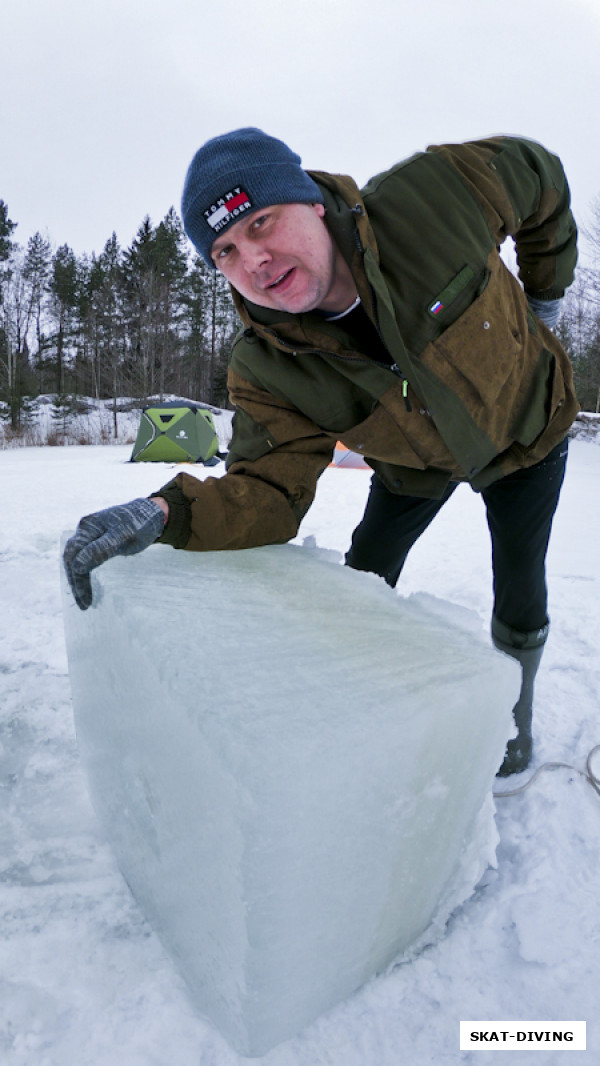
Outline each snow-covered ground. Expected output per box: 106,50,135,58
1,437,599,1065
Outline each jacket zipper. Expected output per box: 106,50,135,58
390,364,413,411
351,211,413,412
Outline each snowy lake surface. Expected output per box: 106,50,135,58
1,439,599,1065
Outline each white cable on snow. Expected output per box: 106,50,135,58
493,744,600,799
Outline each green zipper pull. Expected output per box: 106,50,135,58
391,365,413,411
402,378,412,412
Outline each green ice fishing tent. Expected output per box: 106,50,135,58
131,401,219,463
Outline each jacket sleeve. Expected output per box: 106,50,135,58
155,367,334,552
428,136,577,299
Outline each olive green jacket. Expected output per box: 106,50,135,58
158,136,578,552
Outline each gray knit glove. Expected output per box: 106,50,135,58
63,498,165,610
526,294,563,330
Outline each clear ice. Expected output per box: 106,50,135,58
61,542,518,1056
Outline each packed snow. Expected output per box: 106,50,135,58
1,435,599,1065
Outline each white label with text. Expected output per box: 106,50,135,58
460,1021,586,1051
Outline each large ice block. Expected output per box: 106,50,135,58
61,542,518,1056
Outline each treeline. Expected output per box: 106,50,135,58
555,202,600,412
0,200,239,433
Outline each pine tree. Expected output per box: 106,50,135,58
0,200,16,265
0,203,34,430
23,232,52,382
0,199,16,373
153,208,188,397
48,244,79,394
93,234,125,434
121,211,191,400
183,254,238,406
122,217,160,398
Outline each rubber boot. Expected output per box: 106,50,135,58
492,616,548,777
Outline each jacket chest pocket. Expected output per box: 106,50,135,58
419,265,532,449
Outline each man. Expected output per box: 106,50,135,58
64,128,579,776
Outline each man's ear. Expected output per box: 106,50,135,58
313,202,326,219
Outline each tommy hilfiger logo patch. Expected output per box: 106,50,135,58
204,188,253,233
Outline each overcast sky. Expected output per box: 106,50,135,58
3,0,600,259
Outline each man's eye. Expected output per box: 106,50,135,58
252,214,269,230
216,245,232,260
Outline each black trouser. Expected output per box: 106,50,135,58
345,439,569,634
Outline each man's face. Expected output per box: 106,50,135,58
210,202,355,314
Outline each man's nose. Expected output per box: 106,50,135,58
240,241,271,273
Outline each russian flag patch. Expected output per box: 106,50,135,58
429,299,444,315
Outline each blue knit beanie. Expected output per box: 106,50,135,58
181,128,324,267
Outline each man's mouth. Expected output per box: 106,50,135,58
266,268,295,291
